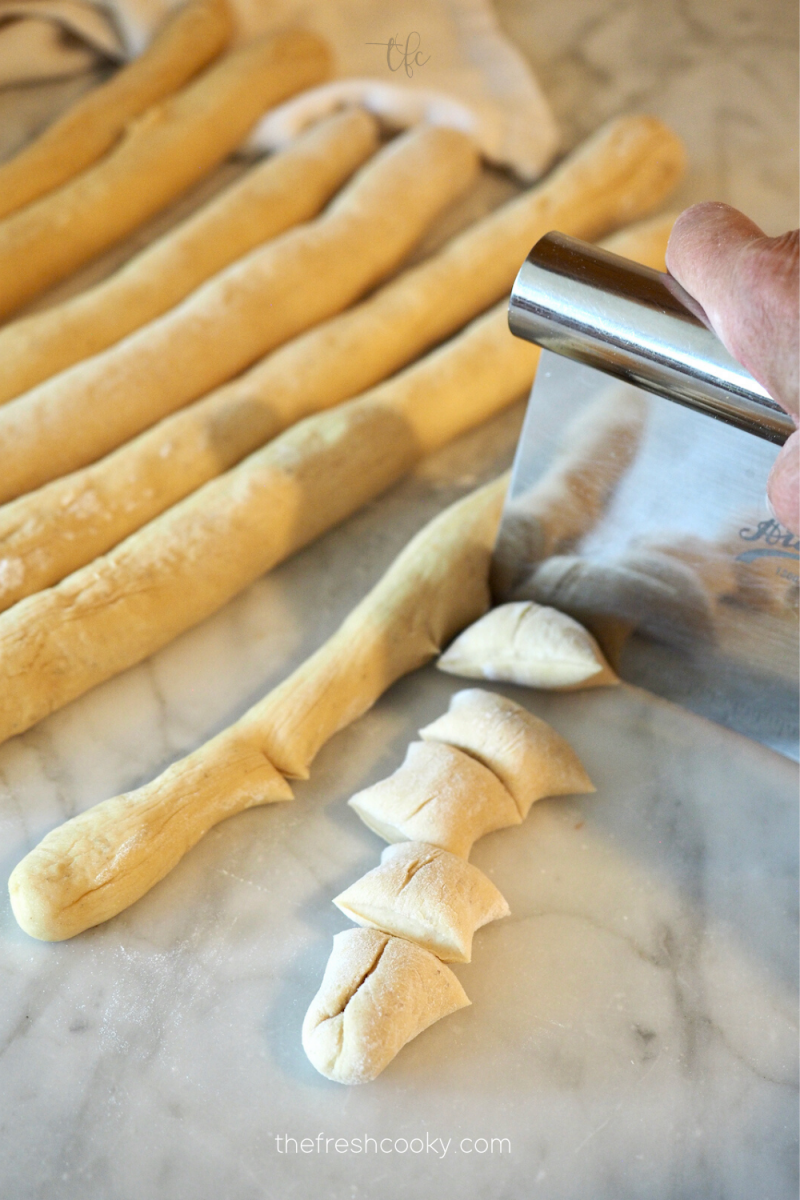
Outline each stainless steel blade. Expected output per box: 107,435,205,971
493,350,799,758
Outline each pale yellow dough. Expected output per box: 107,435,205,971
0,304,534,748
0,133,681,610
437,601,618,690
0,124,478,503
333,841,509,963
348,741,521,859
8,476,508,941
9,732,292,942
0,30,331,319
419,688,595,819
302,927,470,1085
0,108,380,404
0,0,233,222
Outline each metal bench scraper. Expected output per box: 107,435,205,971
499,231,799,758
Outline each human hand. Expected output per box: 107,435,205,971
666,203,799,534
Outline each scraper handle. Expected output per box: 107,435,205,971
508,231,795,445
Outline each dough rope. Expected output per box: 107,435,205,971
0,29,331,319
0,0,233,222
0,108,380,404
0,124,478,503
0,210,677,613
8,476,509,940
0,303,535,748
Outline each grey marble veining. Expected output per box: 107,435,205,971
0,3,798,1198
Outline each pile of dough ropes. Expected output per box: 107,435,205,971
1,0,696,983
303,688,595,1084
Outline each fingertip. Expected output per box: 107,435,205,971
666,202,764,278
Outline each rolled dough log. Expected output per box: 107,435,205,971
333,841,509,963
348,741,522,859
419,688,594,819
0,302,533,747
0,208,680,612
302,927,470,1085
8,733,293,943
0,124,478,502
9,476,508,940
0,108,380,403
0,29,331,319
436,601,618,690
0,0,233,222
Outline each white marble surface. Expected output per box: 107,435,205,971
0,2,798,1198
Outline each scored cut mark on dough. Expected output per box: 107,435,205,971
348,741,522,858
308,687,593,1083
333,841,509,963
437,601,618,690
419,688,595,819
302,927,470,1085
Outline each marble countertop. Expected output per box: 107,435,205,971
1,2,798,1198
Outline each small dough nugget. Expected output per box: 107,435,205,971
437,600,618,690
302,927,469,1084
334,842,509,963
348,741,521,859
420,689,595,819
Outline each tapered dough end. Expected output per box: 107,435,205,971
420,688,595,819
302,927,470,1084
437,601,619,690
333,841,509,963
347,740,521,859
8,737,292,942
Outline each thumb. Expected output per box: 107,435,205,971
666,202,798,417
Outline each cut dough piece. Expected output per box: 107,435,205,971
334,841,509,963
348,741,521,859
437,600,618,690
302,927,470,1084
420,688,595,819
